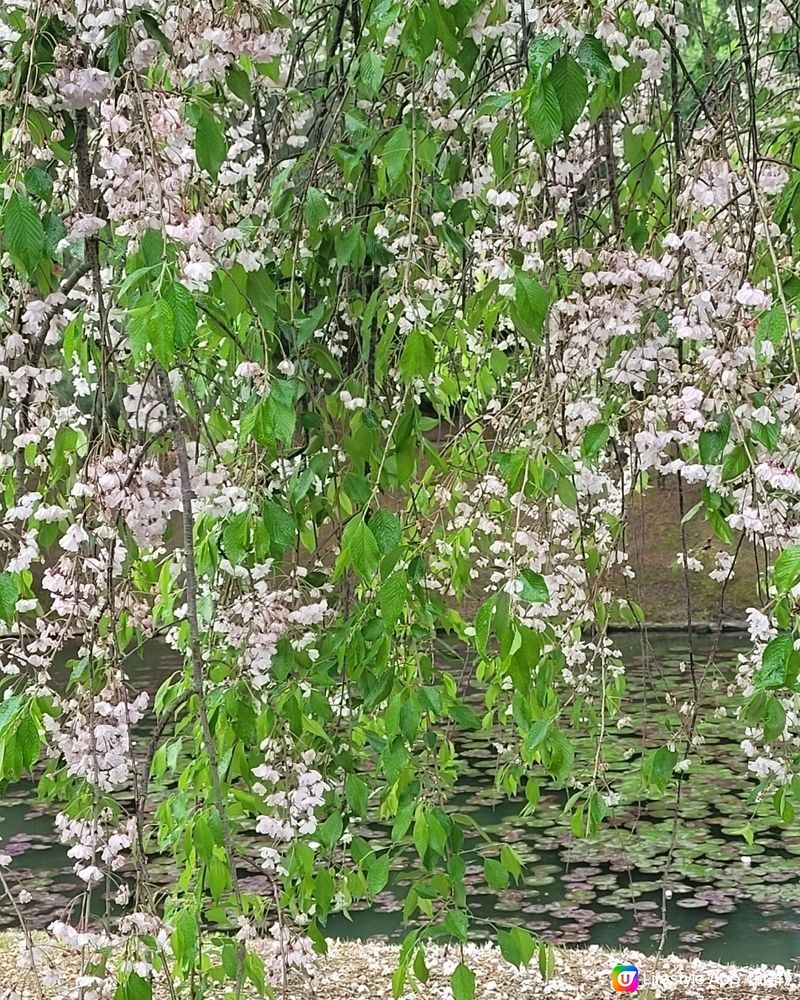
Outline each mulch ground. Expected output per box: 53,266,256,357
0,935,797,999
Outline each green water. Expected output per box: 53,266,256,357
2,632,799,966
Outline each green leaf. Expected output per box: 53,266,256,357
345,774,369,816
526,717,551,751
149,299,175,367
263,391,296,445
549,54,587,135
380,571,407,629
524,80,562,149
0,573,19,626
755,304,786,360
538,941,556,980
382,126,411,186
510,271,548,340
721,442,750,481
123,972,152,1000
698,414,730,464
450,962,475,1000
443,910,468,942
413,948,429,985
316,811,343,850
171,910,198,964
165,281,197,348
399,329,435,380
498,927,536,967
140,11,173,54
548,731,574,783
361,50,384,95
527,35,562,77
15,713,39,771
751,416,780,451
577,35,613,81
581,422,610,461
519,568,550,603
222,514,249,565
342,518,380,579
0,695,24,735
226,64,253,105
763,696,786,743
369,509,402,554
337,222,362,267
644,746,678,793
484,857,509,890
774,544,800,594
24,167,54,204
304,187,329,229
263,501,296,553
4,193,44,274
367,852,390,895
195,110,228,180
755,634,794,689
42,212,66,257
474,596,495,658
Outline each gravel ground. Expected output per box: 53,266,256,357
1,934,798,999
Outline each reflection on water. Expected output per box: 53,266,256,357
1,632,799,967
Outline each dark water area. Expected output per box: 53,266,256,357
2,632,800,967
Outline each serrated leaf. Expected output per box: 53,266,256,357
361,50,384,95
399,329,435,380
380,570,407,629
4,193,44,274
549,54,587,135
0,573,19,626
644,745,678,793
304,187,329,229
519,568,550,603
382,126,411,186
342,518,380,579
499,926,535,967
763,696,786,743
195,109,228,180
755,633,793,689
581,421,609,461
444,910,468,942
721,442,750,481
226,64,253,105
524,79,562,148
511,271,548,340
24,166,53,204
149,299,175,366
527,35,561,77
263,501,296,552
367,852,390,895
222,513,249,565
755,304,786,360
165,281,197,348
483,857,509,890
369,509,402,554
577,35,613,81
774,544,800,594
698,413,730,464
450,962,475,1000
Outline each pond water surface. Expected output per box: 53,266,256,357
2,631,799,967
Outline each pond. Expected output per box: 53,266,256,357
1,631,799,968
